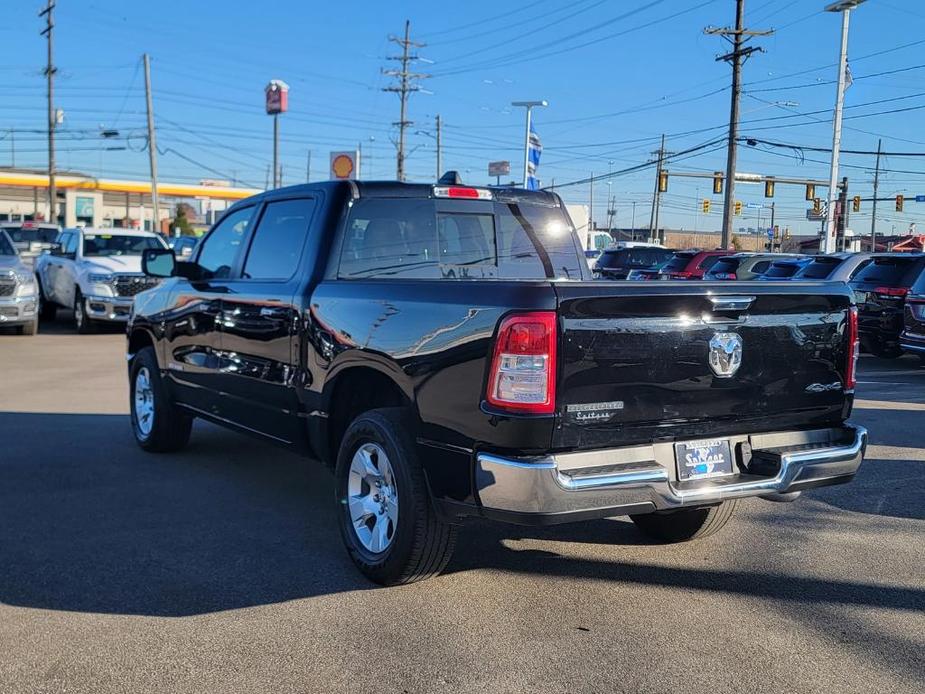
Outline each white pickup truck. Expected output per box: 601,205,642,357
35,228,168,333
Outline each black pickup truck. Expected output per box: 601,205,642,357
128,178,867,585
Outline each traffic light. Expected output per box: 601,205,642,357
702,199,711,214
896,194,904,212
852,195,861,213
805,184,815,201
712,171,724,195
813,198,822,214
658,170,668,193
734,200,743,216
764,178,775,198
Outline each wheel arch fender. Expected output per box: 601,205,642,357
317,353,418,466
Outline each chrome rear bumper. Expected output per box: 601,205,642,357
475,425,866,522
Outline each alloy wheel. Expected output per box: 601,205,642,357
134,366,155,437
346,442,399,554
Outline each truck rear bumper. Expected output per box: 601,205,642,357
473,425,866,525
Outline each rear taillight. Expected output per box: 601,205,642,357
873,286,909,298
486,312,557,414
846,306,859,391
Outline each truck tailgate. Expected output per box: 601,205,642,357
553,282,853,449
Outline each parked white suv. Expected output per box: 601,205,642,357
35,228,168,333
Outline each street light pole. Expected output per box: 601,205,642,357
823,0,866,254
511,100,547,188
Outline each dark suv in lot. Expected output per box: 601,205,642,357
592,246,674,280
849,253,925,358
900,268,925,363
128,179,866,585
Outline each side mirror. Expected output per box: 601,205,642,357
142,247,176,278
48,243,62,256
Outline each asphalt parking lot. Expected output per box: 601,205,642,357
1,320,923,694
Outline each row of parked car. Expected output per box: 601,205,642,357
0,222,190,336
589,242,925,361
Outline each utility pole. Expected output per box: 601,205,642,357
143,54,160,232
823,0,866,254
383,21,428,181
306,150,312,183
706,1,773,249
870,138,881,251
836,176,849,251
649,134,667,241
770,201,776,251
40,1,56,224
435,114,442,179
589,173,594,241
631,201,637,235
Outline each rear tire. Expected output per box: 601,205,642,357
335,408,456,586
130,346,192,452
630,500,738,543
74,290,95,334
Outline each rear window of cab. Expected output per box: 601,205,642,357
337,198,584,280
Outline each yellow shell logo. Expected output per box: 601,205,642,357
332,154,355,179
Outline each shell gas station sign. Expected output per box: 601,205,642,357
330,151,360,180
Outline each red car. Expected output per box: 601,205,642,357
659,250,736,280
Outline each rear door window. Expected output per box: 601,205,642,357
242,198,317,280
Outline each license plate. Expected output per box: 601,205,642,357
675,439,734,481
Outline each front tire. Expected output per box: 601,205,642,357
130,346,192,452
74,290,95,334
335,408,456,586
19,317,37,336
37,278,56,321
630,500,738,543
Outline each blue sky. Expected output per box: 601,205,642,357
3,0,925,234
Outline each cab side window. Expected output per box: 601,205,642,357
63,233,78,257
196,206,253,280
242,198,316,280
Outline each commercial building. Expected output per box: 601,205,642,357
0,168,259,231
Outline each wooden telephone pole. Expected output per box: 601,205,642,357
706,0,773,248
40,1,56,223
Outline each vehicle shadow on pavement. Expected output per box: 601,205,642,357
0,411,369,618
448,523,925,612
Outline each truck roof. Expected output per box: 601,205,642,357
231,180,562,206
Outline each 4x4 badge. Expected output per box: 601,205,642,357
709,332,743,378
